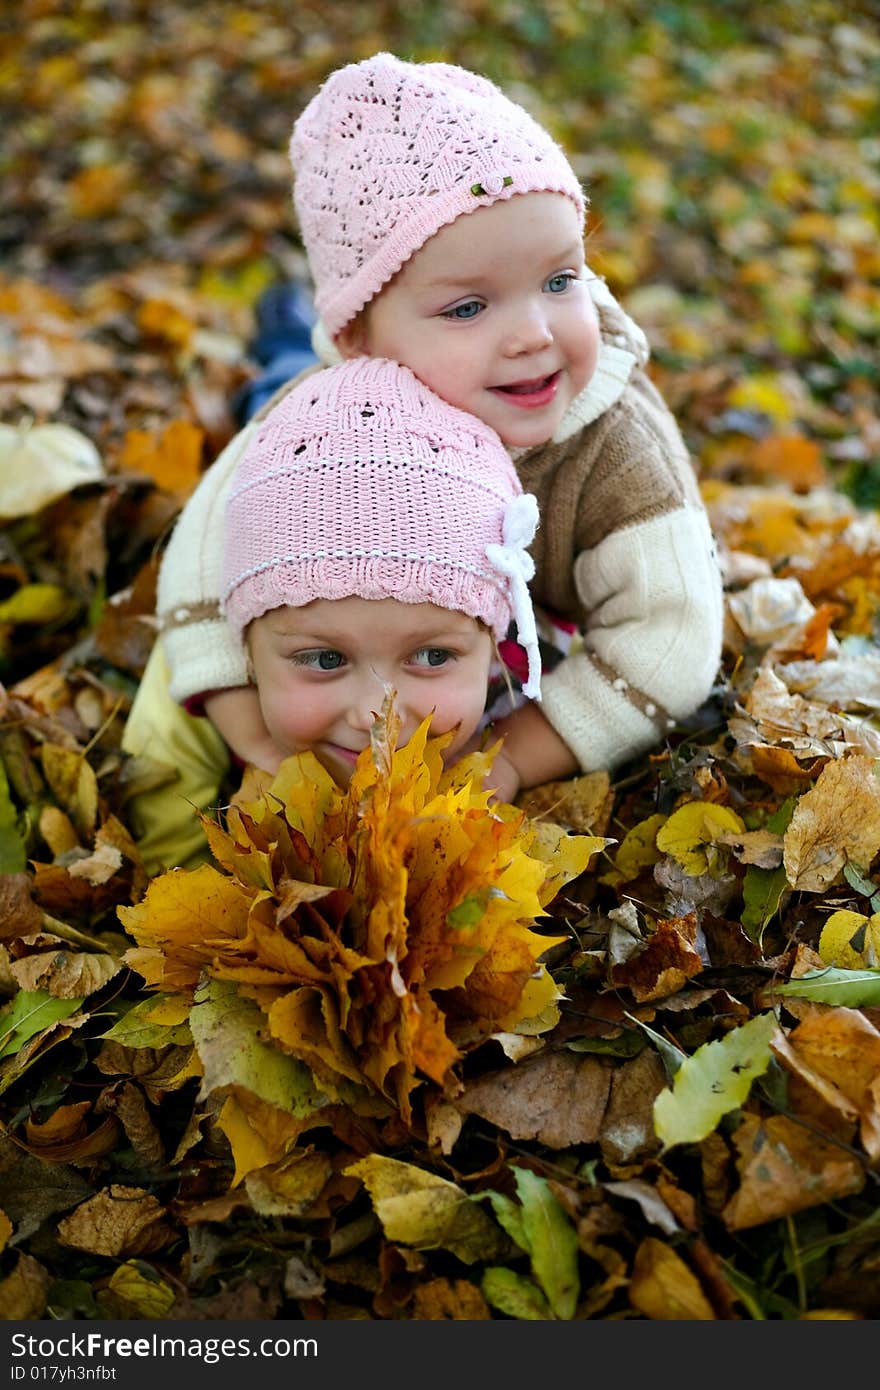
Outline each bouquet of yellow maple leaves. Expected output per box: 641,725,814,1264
118,700,604,1146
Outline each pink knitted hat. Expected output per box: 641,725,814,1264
221,357,542,698
290,52,586,338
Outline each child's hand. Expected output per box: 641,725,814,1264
481,701,579,802
483,747,523,805
238,733,289,775
203,687,286,772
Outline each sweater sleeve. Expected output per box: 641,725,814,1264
539,503,723,772
157,419,259,704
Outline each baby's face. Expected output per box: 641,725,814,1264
247,596,494,785
356,193,600,450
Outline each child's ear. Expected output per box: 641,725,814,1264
335,317,368,359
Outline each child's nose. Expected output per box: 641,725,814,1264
345,668,392,732
503,301,553,356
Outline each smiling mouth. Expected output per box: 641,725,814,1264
322,743,364,766
490,371,561,406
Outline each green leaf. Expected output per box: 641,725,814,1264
741,864,788,941
843,861,879,899
481,1267,553,1320
512,1166,580,1320
446,887,498,930
766,798,798,834
100,994,193,1048
653,1012,777,1149
478,1189,528,1254
189,979,327,1115
769,968,880,1007
0,759,25,874
0,991,85,1060
45,1280,99,1320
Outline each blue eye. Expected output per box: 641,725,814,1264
545,272,575,293
292,649,346,671
412,647,452,667
443,300,483,320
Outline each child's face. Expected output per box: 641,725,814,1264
354,193,600,450
247,596,494,784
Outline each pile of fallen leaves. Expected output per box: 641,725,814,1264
118,704,602,1129
1,0,880,1322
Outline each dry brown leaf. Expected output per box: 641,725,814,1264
722,1114,865,1230
11,948,121,999
422,1095,464,1155
610,912,704,1002
454,1049,612,1148
783,754,880,891
745,668,854,745
599,1049,666,1164
748,744,826,795
516,769,614,835
176,1191,253,1228
770,1026,860,1145
0,874,42,938
56,1185,173,1257
861,1074,880,1163
24,1100,91,1146
94,1041,200,1104
780,1006,880,1157
96,1082,165,1169
22,1110,121,1165
0,1251,50,1320
716,827,784,868
629,1237,716,1319
411,1277,491,1320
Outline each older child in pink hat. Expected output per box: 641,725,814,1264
141,52,723,808
124,355,541,870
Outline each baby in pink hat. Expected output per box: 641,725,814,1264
223,355,540,786
137,52,723,816
124,355,541,869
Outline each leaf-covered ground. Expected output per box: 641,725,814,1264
1,0,880,1321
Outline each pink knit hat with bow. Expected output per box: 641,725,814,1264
290,52,586,338
221,357,542,698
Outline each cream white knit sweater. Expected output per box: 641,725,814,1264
157,279,723,774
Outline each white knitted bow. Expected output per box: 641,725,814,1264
485,493,542,700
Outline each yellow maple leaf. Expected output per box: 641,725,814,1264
118,863,253,991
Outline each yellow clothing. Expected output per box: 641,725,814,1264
121,642,231,873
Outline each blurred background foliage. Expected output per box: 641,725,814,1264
0,0,878,668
